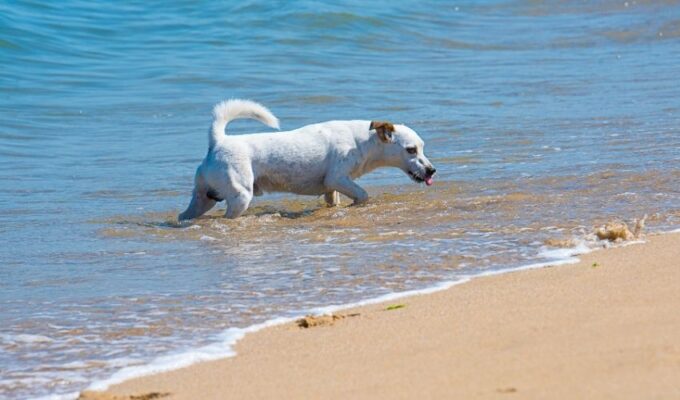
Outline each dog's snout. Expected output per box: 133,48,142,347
426,166,436,176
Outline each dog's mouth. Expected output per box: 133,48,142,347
408,170,434,186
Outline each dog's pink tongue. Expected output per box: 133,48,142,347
425,177,434,186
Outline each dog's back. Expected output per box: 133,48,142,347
214,120,369,196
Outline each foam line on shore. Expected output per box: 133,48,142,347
68,236,653,399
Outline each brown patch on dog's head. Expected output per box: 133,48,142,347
370,121,395,143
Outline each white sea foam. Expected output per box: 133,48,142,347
33,392,81,400
85,316,293,393
537,241,592,260
2,333,54,345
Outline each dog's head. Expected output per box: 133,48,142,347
370,121,437,186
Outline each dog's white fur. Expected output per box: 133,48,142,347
179,99,436,220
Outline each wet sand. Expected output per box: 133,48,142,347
83,232,680,400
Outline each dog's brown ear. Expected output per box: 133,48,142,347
370,121,395,143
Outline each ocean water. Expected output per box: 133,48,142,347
1,0,680,398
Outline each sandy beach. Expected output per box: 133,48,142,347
80,232,680,400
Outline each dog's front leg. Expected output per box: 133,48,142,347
225,190,253,219
324,191,341,207
325,177,368,206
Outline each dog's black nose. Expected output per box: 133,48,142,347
426,166,436,176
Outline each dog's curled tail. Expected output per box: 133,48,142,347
210,99,280,148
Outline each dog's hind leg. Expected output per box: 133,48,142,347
178,189,217,221
178,169,218,221
225,190,253,219
220,162,256,219
324,191,341,207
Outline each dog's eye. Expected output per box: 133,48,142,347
406,146,417,154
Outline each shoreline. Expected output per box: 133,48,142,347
78,229,594,395
79,231,680,399
75,229,591,395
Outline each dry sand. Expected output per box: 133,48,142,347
83,232,680,400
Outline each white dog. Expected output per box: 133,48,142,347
178,99,436,220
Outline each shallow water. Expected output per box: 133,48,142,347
1,1,680,398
